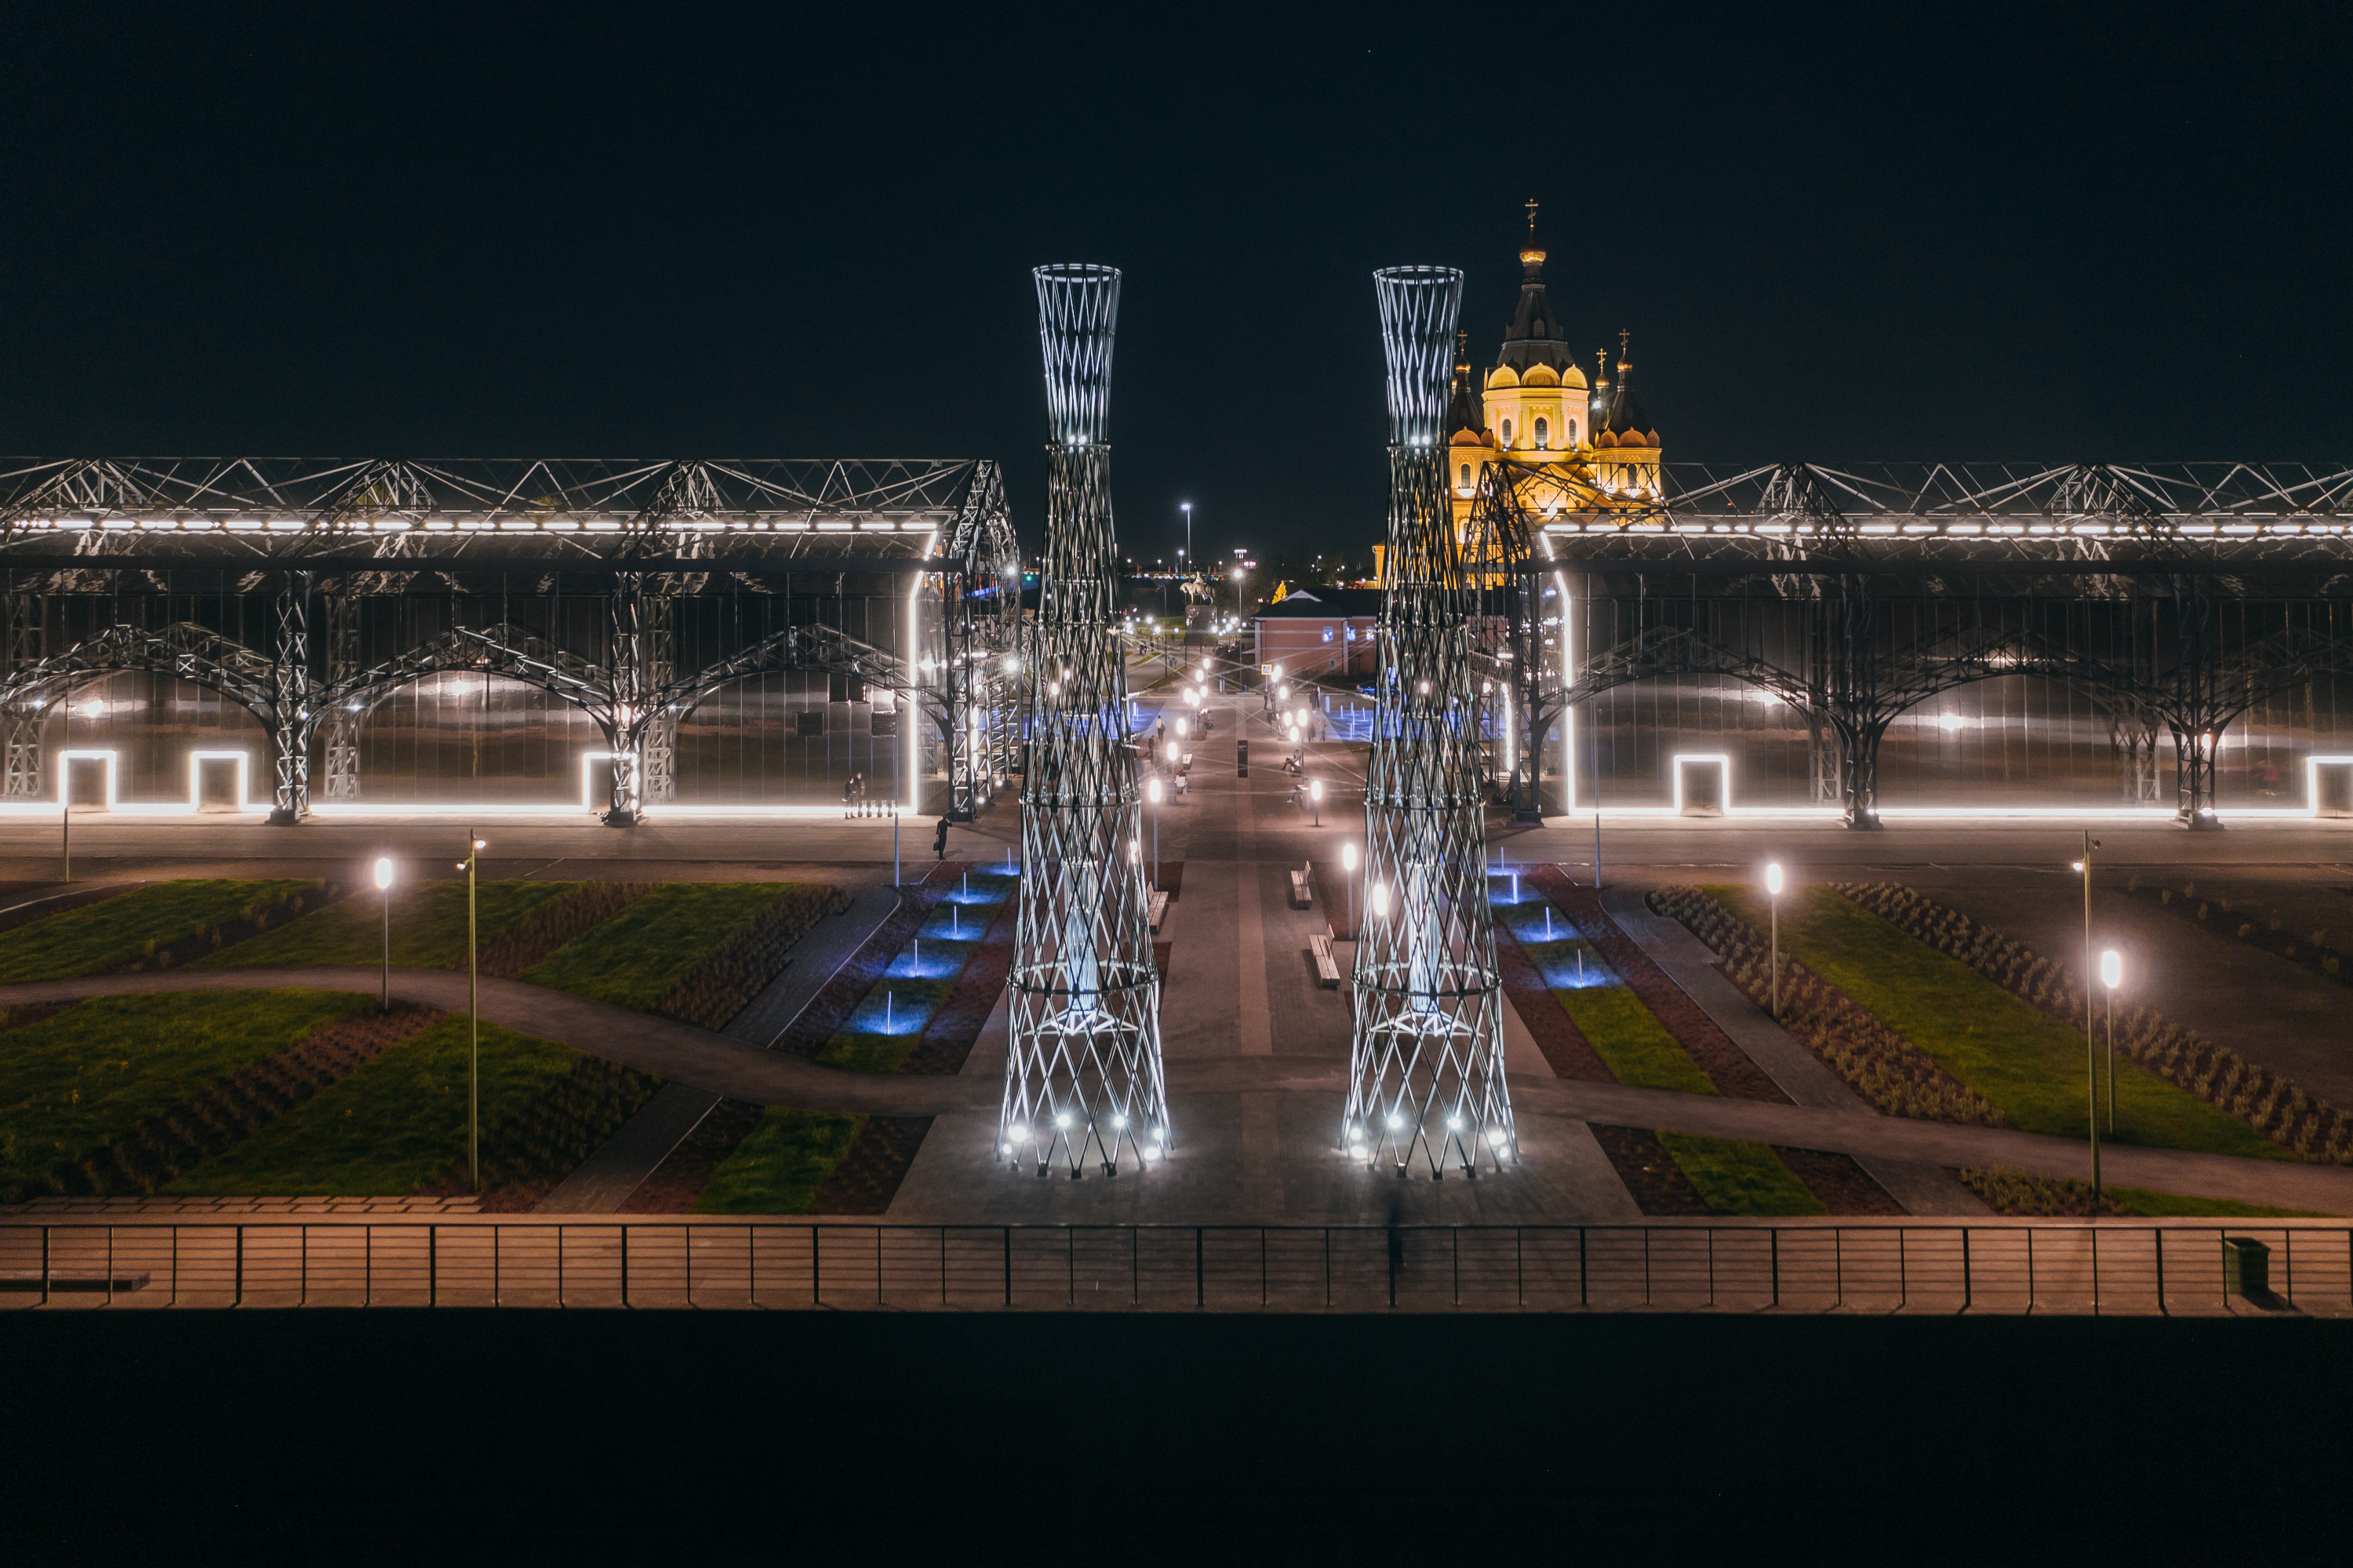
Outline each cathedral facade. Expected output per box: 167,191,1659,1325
1445,227,1660,540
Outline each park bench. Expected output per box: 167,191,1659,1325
1288,860,1315,909
1308,926,1341,988
1147,890,1169,933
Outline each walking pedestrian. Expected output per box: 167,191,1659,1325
933,816,950,860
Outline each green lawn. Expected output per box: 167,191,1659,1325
521,883,794,1010
1713,886,2283,1160
694,1108,864,1213
1655,1131,1825,1216
1557,984,1718,1095
0,990,373,1202
167,1017,580,1195
0,880,323,982
193,879,583,971
2108,1186,2325,1218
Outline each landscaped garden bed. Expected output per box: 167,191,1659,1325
0,989,388,1202
1651,886,2003,1126
1588,1125,1897,1216
1840,882,2353,1164
194,871,612,970
0,879,332,983
2124,874,2353,989
1667,882,2285,1163
1955,1166,2322,1219
168,1014,660,1210
1526,868,1788,1101
521,881,849,1027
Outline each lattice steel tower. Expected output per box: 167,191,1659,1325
1002,264,1169,1177
1345,266,1517,1177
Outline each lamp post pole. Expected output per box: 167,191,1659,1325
2101,948,2123,1135
2078,831,2101,1193
374,857,394,1013
1147,777,1162,891
1766,862,1784,1020
1342,841,1358,941
464,829,483,1194
60,800,69,886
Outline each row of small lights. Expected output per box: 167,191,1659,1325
1004,1111,1164,1162
1542,519,2349,536
20,516,937,533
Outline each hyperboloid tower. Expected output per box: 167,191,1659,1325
1344,265,1517,1177
1002,263,1170,1177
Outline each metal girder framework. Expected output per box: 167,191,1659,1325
0,455,1016,821
1347,267,1515,1180
1002,264,1169,1179
1471,460,2353,828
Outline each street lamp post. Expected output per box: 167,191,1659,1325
1311,778,1322,828
373,857,395,1012
1765,862,1784,1020
1342,841,1358,940
2075,831,2102,1193
458,830,485,1193
2100,948,2122,1134
1146,777,1162,890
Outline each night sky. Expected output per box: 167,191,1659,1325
0,2,2343,562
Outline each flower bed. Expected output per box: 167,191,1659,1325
657,882,853,1030
1838,882,2353,1163
1526,868,1789,1102
1649,886,2004,1126
201,879,589,974
477,882,660,979
169,1015,655,1206
898,884,1021,1076
5,995,435,1202
520,882,846,1025
1486,912,1614,1081
2126,875,2353,987
776,864,1003,1064
2,879,331,982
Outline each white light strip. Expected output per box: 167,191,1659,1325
905,570,923,815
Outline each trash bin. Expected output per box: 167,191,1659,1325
2222,1236,2270,1296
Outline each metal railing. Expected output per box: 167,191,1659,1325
2,1217,2344,1315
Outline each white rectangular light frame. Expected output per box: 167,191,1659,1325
2308,755,2353,817
56,748,118,808
1670,751,1732,814
581,751,622,811
187,750,252,810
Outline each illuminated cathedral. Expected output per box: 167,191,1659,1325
1446,206,1661,540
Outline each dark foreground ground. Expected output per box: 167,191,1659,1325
4,1312,2347,1559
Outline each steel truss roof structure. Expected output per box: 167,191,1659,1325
1516,461,2353,572
1469,460,2353,829
0,457,1020,823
